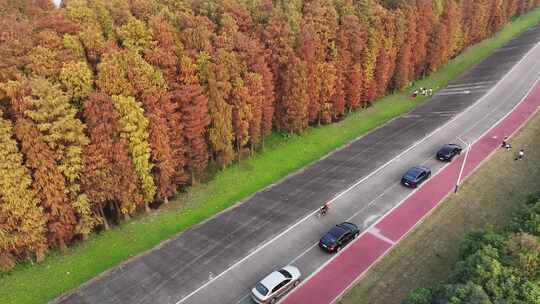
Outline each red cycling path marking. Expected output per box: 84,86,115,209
283,81,540,304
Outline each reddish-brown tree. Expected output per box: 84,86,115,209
14,119,76,250
412,0,434,77
374,9,400,97
144,16,182,88
263,12,295,122
35,9,80,35
81,93,116,228
140,93,177,203
0,16,34,83
337,14,365,110
233,31,274,144
506,0,519,17
391,8,417,90
298,22,321,123
426,12,450,73
173,85,210,180
230,77,252,158
279,56,309,132
245,73,264,151
489,0,508,33
157,91,189,187
81,92,142,225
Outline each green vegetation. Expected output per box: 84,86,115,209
339,89,540,303
402,200,540,303
2,7,540,304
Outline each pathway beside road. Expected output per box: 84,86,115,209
283,80,540,304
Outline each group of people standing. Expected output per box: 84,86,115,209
411,87,433,98
501,136,525,160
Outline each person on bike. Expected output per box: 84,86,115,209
320,202,330,216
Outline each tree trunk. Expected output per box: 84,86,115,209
237,141,242,164
144,202,150,213
58,238,67,252
191,170,197,185
99,205,109,230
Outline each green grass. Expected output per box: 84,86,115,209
2,8,540,304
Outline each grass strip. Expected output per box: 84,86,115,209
2,8,540,304
339,92,540,304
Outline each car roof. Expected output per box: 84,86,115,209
328,226,347,237
260,270,286,290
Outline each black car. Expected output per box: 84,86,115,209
401,166,431,188
436,144,463,161
319,222,360,253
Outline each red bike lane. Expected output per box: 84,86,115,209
283,81,540,304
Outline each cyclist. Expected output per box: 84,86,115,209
320,202,330,216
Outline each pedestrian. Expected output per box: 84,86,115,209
419,87,425,96
428,88,433,96
505,142,512,150
515,149,524,161
501,136,508,148
411,90,418,98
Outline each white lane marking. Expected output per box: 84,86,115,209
442,85,488,91
175,37,540,304
362,214,380,228
436,90,471,95
368,228,396,245
327,73,540,304
446,80,493,88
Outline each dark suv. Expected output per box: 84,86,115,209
401,166,431,188
436,144,462,162
319,222,360,253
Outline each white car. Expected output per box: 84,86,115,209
251,265,301,304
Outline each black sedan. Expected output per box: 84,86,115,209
436,144,463,161
319,222,360,253
401,166,431,188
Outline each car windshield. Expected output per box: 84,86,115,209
255,282,269,296
278,269,292,279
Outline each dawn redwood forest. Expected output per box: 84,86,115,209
0,0,539,270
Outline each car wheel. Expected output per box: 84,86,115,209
294,280,300,287
270,297,277,304
354,232,359,238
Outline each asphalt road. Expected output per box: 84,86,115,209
51,23,540,304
